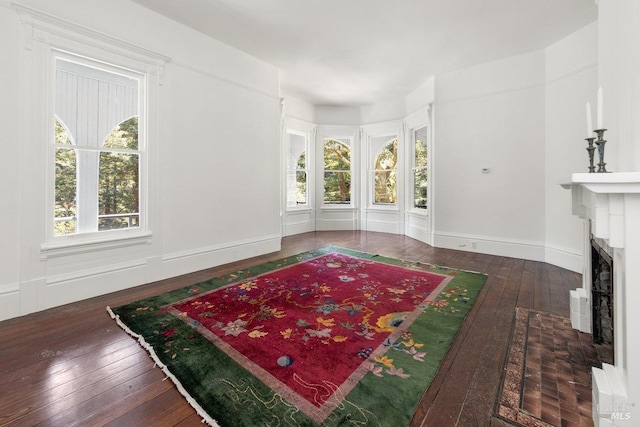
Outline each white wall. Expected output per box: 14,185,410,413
315,105,361,126
360,97,407,125
598,0,640,172
0,0,281,321
433,51,548,261
282,96,315,124
0,4,22,319
406,77,435,117
544,23,598,272
433,25,596,272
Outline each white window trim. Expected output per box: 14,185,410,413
407,124,430,216
404,107,432,216
284,129,311,210
14,4,169,256
362,121,403,210
53,50,145,237
320,135,355,208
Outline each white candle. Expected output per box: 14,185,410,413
597,87,603,129
586,102,593,137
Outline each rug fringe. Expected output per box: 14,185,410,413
106,306,220,427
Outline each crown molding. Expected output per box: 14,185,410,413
12,2,170,66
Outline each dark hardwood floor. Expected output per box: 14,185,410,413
0,231,582,427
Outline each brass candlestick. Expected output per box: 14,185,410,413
585,137,596,173
594,129,608,173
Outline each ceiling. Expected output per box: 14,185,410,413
131,0,597,107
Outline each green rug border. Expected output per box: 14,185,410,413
107,245,487,426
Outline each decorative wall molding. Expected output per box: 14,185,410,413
163,233,280,263
40,232,152,260
46,259,147,286
0,282,20,296
161,234,282,280
12,2,170,69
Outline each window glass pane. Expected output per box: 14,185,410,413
324,139,350,170
324,139,351,204
374,170,397,204
55,119,73,145
324,171,351,203
414,126,428,209
374,139,397,204
296,152,305,170
98,151,139,231
54,145,77,235
103,116,139,150
296,170,307,205
286,132,307,207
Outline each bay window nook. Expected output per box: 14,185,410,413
282,109,432,243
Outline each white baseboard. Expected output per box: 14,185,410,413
545,244,583,273
284,221,315,237
0,282,21,322
365,219,402,235
434,231,583,272
433,231,546,262
45,262,149,309
405,225,429,244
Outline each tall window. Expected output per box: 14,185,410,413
53,54,144,236
285,132,308,207
373,138,398,204
323,139,351,204
413,126,428,209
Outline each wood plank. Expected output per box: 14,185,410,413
0,231,583,426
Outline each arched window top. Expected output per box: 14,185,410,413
375,138,397,170
55,117,74,145
55,56,140,149
102,116,139,150
373,138,398,205
324,139,351,170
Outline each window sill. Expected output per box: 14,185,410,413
285,205,313,212
40,230,152,260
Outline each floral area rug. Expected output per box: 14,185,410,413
108,246,487,426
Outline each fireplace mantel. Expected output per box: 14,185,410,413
561,172,640,426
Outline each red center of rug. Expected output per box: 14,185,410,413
167,253,446,410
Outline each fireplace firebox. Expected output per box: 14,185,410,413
591,237,614,364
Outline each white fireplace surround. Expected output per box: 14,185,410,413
562,172,640,426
